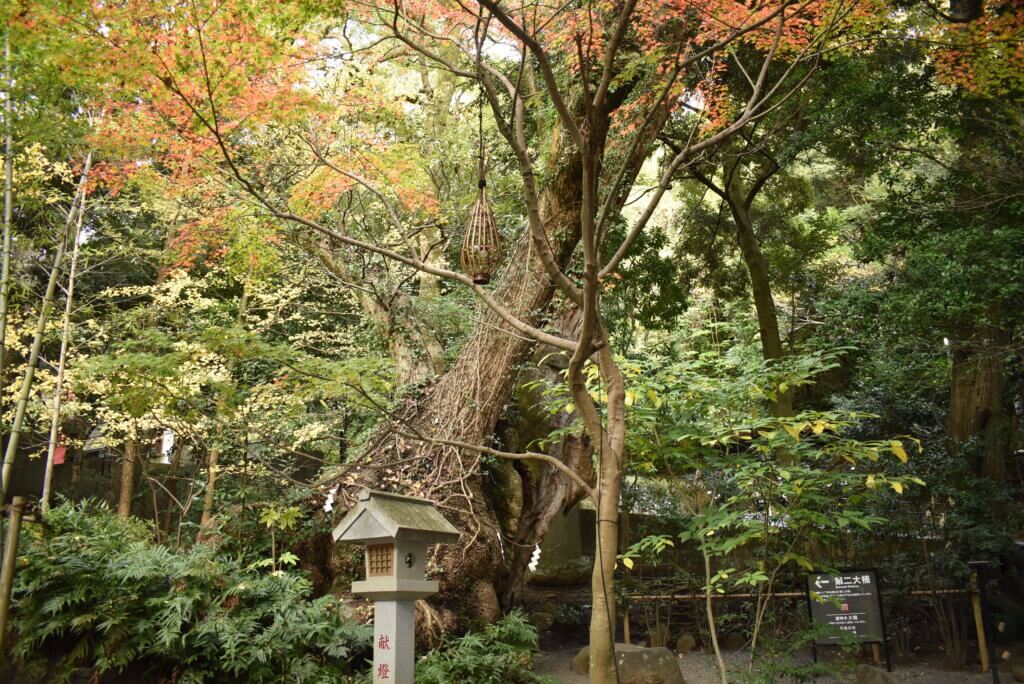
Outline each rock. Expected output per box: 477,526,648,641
571,645,590,674
538,601,559,617
574,643,680,680
723,631,746,651
675,633,696,654
528,557,592,587
855,664,893,684
1011,661,1024,683
527,611,555,633
616,645,685,684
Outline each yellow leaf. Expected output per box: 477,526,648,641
625,390,636,406
866,474,876,489
890,440,908,463
622,557,634,570
783,424,802,442
564,402,575,414
812,421,826,435
890,481,904,494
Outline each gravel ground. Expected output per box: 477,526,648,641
533,645,999,683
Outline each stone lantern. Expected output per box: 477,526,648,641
333,489,459,684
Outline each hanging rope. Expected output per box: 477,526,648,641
478,81,486,189
460,24,503,285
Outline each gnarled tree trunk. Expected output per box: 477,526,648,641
492,305,593,608
324,88,658,622
332,140,585,619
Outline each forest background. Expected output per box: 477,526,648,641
0,0,1021,681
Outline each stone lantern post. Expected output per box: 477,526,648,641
332,489,459,684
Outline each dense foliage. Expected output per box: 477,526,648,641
416,611,550,684
11,501,370,683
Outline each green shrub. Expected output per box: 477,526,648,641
415,611,552,684
9,501,370,683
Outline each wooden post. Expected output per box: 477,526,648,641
970,570,989,673
0,496,26,659
622,605,630,645
871,643,882,665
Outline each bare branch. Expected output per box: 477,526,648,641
593,0,638,112
394,429,596,500
476,0,584,147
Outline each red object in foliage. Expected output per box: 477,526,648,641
54,445,67,465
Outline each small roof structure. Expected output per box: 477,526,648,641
332,489,460,545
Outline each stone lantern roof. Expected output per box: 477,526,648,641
332,489,460,545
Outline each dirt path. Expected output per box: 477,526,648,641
534,644,999,683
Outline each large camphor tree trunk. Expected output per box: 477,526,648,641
330,130,586,620
491,305,593,608
948,327,1011,484
324,88,653,622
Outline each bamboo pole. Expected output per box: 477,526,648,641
0,153,91,503
40,193,87,514
970,571,990,673
0,34,14,393
628,588,968,601
0,496,25,659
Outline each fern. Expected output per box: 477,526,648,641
415,611,554,684
9,500,370,682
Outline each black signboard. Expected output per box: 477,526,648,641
806,569,885,645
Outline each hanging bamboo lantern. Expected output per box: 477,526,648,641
461,180,502,285
460,79,503,285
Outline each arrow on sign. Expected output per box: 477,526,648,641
815,577,829,589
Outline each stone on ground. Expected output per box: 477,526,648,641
675,633,696,654
855,664,893,684
572,643,685,682
527,611,555,633
616,645,685,684
571,645,590,674
723,631,746,651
